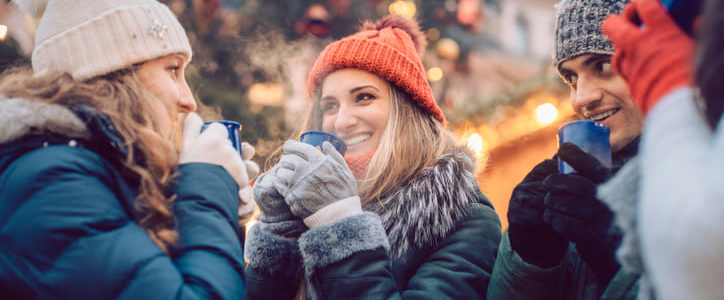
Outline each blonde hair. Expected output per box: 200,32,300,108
0,67,179,253
302,82,456,205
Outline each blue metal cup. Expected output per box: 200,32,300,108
201,120,242,156
557,120,612,174
300,130,347,155
661,0,703,36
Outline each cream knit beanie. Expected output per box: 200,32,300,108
13,0,192,81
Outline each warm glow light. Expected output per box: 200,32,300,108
245,219,257,238
467,133,484,157
436,38,460,60
388,0,416,18
248,83,284,107
0,25,7,41
427,28,440,41
427,67,443,82
536,102,558,125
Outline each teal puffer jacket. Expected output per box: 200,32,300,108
0,97,246,299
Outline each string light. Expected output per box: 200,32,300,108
0,25,7,41
535,102,558,125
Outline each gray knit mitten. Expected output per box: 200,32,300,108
275,140,360,227
253,171,306,237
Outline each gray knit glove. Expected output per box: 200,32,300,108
276,140,361,228
253,170,307,238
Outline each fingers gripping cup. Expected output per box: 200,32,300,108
557,120,612,174
300,131,347,155
201,121,242,156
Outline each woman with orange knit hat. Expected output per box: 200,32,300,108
244,15,502,299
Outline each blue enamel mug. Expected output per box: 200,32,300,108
557,120,612,174
201,120,242,156
300,130,347,155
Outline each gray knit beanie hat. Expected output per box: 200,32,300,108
554,0,631,71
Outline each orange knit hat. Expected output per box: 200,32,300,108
306,15,446,124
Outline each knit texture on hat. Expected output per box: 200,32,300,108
306,15,445,124
554,0,630,70
14,0,191,81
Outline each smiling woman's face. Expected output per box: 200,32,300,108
558,54,644,152
319,69,391,157
136,53,196,133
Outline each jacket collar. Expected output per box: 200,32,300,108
0,96,89,145
363,147,480,259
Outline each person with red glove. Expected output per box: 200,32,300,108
487,0,645,299
602,0,696,115
601,0,724,299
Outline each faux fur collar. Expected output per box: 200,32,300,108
0,96,89,145
363,147,479,259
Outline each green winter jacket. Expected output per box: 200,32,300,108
486,231,639,300
245,148,502,299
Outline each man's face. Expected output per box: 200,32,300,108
558,54,644,153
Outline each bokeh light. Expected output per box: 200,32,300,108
436,38,460,60
0,25,7,41
388,0,416,19
467,133,484,157
427,67,443,82
535,102,558,125
248,83,284,107
426,28,440,41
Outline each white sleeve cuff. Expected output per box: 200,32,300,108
303,196,362,229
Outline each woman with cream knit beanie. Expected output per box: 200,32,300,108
244,15,501,299
0,0,254,298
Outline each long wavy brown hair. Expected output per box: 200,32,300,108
0,67,179,253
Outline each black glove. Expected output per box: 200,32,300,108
543,142,620,282
507,159,568,268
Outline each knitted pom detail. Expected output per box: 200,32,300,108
12,0,48,18
362,15,427,56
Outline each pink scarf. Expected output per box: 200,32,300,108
344,151,375,180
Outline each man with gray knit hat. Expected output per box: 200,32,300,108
487,0,644,299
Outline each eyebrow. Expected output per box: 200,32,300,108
350,85,380,94
321,85,380,101
582,54,610,67
559,54,611,74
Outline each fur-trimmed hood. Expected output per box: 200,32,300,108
0,96,89,146
363,147,480,259
0,96,129,174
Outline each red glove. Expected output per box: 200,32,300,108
602,0,695,115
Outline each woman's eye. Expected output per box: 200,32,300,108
321,102,338,114
356,93,375,102
168,66,180,77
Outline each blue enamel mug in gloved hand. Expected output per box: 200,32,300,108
557,120,612,174
201,120,242,156
300,130,347,155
